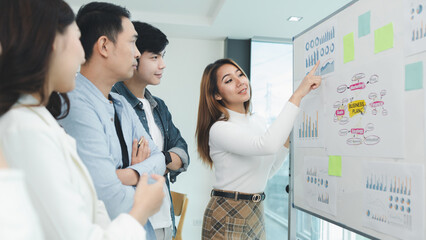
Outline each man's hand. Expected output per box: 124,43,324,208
116,169,139,186
166,152,183,171
131,137,150,165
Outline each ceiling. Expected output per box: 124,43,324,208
67,0,354,40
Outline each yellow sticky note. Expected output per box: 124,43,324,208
374,23,394,53
343,33,355,63
348,100,366,117
329,156,342,176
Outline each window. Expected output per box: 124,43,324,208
250,40,293,239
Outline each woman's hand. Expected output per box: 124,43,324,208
0,150,8,169
289,61,322,106
129,174,165,225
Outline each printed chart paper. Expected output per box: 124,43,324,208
294,92,326,147
303,21,337,76
325,54,404,158
303,156,337,216
363,162,424,240
405,0,426,56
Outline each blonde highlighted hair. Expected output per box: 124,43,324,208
195,58,251,168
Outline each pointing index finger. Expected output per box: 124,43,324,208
309,60,321,75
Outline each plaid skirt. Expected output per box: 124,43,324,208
202,195,266,240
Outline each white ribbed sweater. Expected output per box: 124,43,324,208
209,101,300,193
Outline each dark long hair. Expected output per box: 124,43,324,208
195,59,251,168
0,0,75,117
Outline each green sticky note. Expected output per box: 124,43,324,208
358,11,371,37
328,156,342,176
374,23,394,53
405,62,423,91
343,33,355,63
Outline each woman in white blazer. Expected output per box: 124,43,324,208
0,0,164,239
0,150,44,240
1,30,43,240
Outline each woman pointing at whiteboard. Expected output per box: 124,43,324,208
196,58,321,239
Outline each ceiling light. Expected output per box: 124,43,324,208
287,16,303,22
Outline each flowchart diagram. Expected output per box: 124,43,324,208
332,72,387,146
325,56,404,158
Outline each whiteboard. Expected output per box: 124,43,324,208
291,0,426,239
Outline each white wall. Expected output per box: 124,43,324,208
148,37,224,240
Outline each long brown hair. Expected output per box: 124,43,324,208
0,0,75,117
196,58,251,168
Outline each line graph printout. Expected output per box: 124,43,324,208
405,0,426,56
303,156,337,216
363,162,424,240
303,21,337,76
324,54,404,158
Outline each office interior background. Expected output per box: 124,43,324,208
65,1,370,239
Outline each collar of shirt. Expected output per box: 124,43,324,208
112,81,158,110
68,73,132,168
75,73,112,105
74,73,127,114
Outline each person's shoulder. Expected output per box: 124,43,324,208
0,106,51,134
209,120,236,144
210,119,233,132
110,92,140,123
68,74,102,102
67,80,92,103
111,81,129,97
152,95,166,105
153,96,171,114
145,89,165,106
66,88,98,114
0,106,31,123
110,92,130,107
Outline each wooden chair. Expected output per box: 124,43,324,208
171,191,188,240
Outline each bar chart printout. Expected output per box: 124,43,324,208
299,111,319,139
303,21,336,76
294,92,325,147
363,162,424,240
405,0,426,56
